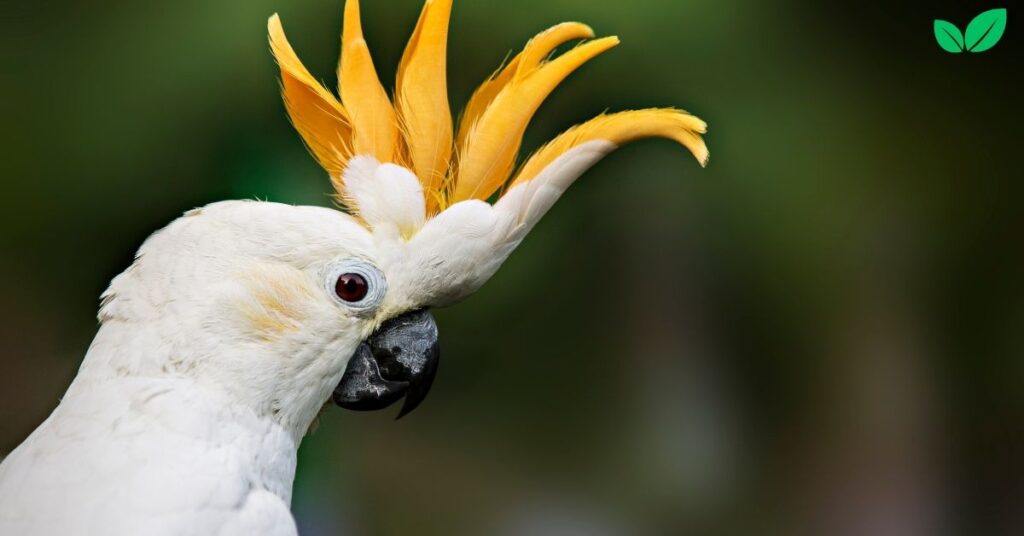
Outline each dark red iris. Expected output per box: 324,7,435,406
335,273,369,302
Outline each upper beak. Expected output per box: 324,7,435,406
332,309,440,418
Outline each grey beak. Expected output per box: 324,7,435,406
332,309,440,418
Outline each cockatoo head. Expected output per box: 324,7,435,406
99,0,707,436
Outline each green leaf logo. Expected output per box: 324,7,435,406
965,8,1008,51
934,8,1007,53
934,20,965,52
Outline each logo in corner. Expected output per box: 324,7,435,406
934,8,1007,53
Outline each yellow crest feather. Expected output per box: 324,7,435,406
268,14,352,180
456,22,595,152
339,0,399,163
395,0,454,213
511,109,709,190
450,36,619,204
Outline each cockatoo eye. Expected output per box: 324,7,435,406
335,273,368,302
325,260,387,313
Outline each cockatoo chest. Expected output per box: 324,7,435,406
0,377,300,536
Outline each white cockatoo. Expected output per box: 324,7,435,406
0,0,708,534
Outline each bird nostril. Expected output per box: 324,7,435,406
376,355,407,382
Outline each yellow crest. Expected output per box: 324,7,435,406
269,0,708,217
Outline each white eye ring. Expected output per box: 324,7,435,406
324,259,387,314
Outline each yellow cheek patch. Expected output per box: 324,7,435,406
239,266,317,342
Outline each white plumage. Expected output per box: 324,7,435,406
0,0,708,531
1,377,299,535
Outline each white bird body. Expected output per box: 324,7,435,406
0,377,299,535
0,0,708,532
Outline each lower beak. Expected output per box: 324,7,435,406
332,309,440,418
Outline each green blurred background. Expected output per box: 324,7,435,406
1,0,1021,534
